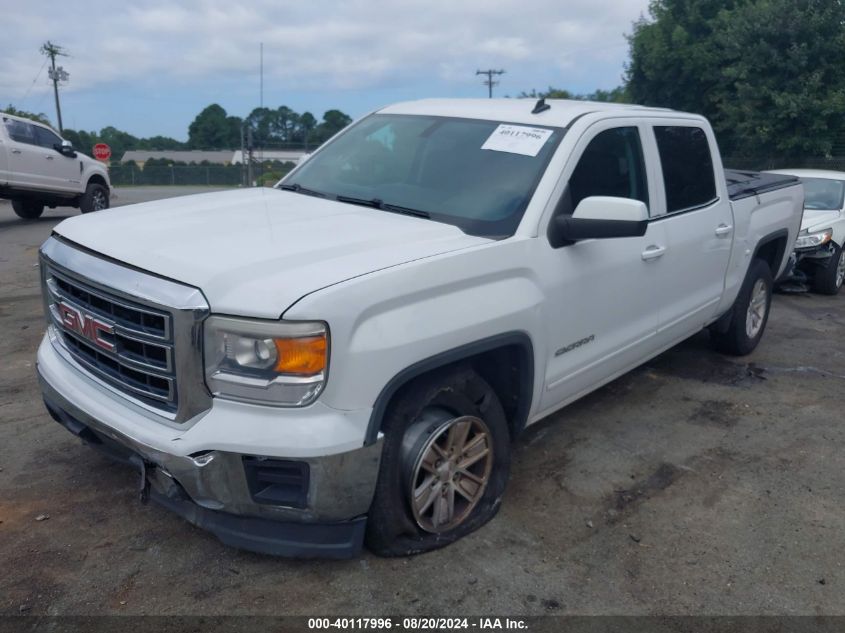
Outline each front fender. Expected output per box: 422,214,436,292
283,238,545,424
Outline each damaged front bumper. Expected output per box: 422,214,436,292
776,243,837,292
37,360,384,559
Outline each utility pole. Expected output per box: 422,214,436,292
41,41,69,132
246,127,254,187
259,42,264,111
240,123,247,187
476,69,505,99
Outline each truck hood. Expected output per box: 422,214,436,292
53,188,489,317
801,208,841,232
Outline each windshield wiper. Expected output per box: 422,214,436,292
278,182,327,198
335,195,430,219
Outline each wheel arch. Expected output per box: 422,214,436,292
752,229,789,279
86,173,109,189
365,332,535,446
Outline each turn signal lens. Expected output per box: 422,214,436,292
274,335,327,375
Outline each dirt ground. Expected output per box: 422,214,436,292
1,189,844,616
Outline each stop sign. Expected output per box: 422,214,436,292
93,143,111,161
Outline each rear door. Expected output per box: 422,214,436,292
33,124,80,193
2,118,44,189
645,122,734,342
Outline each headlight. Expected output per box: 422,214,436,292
204,316,328,407
794,227,833,250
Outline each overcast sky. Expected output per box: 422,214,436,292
1,0,650,140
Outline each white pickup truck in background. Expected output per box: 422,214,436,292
36,98,803,558
0,112,111,220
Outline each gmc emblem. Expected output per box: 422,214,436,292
57,302,115,352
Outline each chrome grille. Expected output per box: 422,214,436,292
40,236,211,424
45,268,178,411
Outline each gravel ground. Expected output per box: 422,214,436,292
1,187,844,616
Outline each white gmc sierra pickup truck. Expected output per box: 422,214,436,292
36,99,804,558
1,113,111,219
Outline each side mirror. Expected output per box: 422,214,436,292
56,140,76,158
548,196,649,247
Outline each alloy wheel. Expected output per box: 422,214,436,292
93,190,107,210
408,415,493,533
745,279,768,338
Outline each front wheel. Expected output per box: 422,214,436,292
710,258,773,356
11,200,44,220
366,367,511,556
80,183,109,213
812,242,845,295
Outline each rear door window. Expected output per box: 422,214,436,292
4,119,36,145
654,126,717,213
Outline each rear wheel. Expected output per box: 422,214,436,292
812,242,845,295
710,258,773,356
80,183,109,213
11,200,44,220
366,367,510,556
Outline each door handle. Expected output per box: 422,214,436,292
641,245,666,261
715,223,733,237
11,149,21,154
45,155,54,160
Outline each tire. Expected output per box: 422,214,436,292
710,258,773,356
812,242,845,295
11,199,44,220
80,183,109,213
366,366,511,557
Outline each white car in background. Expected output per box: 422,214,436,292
769,169,845,294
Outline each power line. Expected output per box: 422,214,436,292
476,69,505,98
20,57,48,104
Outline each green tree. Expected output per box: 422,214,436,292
62,129,100,156
273,106,299,143
518,87,576,99
2,104,51,125
625,0,845,156
98,125,139,159
296,111,318,150
245,107,275,146
314,109,353,143
517,86,629,102
188,104,241,149
137,135,185,150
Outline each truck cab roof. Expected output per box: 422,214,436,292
378,98,692,128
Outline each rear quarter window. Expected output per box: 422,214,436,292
654,126,717,213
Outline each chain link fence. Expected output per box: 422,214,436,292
108,161,297,187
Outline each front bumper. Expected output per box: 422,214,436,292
777,242,838,292
37,340,384,559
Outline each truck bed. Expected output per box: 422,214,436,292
725,169,800,201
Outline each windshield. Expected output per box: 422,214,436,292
280,114,563,237
801,177,845,211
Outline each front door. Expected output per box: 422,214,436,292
539,122,665,412
33,125,81,193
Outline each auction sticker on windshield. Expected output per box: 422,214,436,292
481,124,554,157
